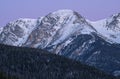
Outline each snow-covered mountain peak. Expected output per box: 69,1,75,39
0,10,119,45
0,18,38,46
106,13,120,29
52,9,74,16
111,13,120,19
23,10,96,48
90,13,120,44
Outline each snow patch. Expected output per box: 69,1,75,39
113,70,120,76
0,27,3,34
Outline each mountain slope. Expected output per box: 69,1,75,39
89,13,120,44
24,10,95,48
0,18,38,46
0,44,116,79
55,33,120,75
0,9,120,76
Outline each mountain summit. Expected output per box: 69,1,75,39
0,9,120,76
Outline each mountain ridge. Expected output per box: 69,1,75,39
0,9,120,76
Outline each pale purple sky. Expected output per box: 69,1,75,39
0,0,120,26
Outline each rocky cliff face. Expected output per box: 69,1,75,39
0,9,120,76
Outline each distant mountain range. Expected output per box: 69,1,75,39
0,9,120,76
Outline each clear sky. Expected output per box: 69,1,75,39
0,0,120,26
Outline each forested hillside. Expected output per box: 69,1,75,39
0,44,116,79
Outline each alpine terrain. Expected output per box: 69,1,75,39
0,10,120,76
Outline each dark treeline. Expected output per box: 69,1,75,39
0,44,117,79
